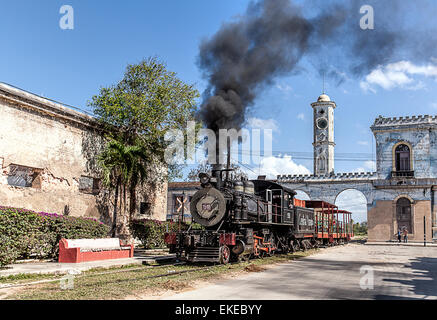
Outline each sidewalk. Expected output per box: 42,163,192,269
365,241,437,247
0,250,175,277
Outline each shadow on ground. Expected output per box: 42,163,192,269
377,257,437,299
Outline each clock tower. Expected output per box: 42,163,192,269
312,93,336,175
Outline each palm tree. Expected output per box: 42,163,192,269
98,137,150,240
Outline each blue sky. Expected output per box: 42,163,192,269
2,1,437,222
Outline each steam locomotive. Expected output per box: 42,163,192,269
165,168,353,264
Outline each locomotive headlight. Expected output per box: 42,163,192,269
199,173,211,185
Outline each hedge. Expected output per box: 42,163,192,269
130,219,204,249
0,206,109,267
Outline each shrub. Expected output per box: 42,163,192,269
130,220,177,249
0,206,109,266
130,220,204,249
0,235,19,268
40,212,109,257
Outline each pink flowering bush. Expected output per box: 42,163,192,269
0,206,109,266
130,219,204,249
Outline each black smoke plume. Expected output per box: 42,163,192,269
197,0,433,133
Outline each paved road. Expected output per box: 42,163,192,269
165,244,437,300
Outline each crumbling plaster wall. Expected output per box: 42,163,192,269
0,99,104,218
375,128,437,179
0,93,168,223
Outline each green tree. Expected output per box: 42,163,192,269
90,57,199,240
98,137,149,238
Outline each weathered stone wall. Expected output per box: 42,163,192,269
368,201,393,241
0,91,104,218
372,115,437,180
368,200,432,242
0,83,167,223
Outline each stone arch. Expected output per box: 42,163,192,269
294,189,311,200
393,194,415,235
392,141,413,172
335,188,368,223
392,194,415,204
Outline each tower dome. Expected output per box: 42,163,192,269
318,94,331,102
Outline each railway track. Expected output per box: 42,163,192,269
0,259,237,290
0,246,333,291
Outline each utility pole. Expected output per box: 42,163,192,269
424,216,426,247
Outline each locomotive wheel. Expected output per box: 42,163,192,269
219,245,231,264
232,240,246,256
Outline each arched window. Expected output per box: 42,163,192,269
396,197,412,233
395,144,411,172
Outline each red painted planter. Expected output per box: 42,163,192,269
58,238,134,263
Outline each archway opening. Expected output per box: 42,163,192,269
396,197,412,233
294,190,311,201
335,189,368,236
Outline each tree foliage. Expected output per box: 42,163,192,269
353,222,368,235
90,57,199,240
90,57,199,150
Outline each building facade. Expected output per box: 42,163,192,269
166,182,200,222
278,94,437,242
0,83,167,224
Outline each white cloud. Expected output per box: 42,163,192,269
360,60,437,92
352,160,376,173
335,189,367,223
246,117,279,133
295,190,311,200
276,83,293,93
244,154,311,180
297,113,305,120
430,102,437,110
357,141,369,146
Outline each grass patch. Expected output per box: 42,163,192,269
6,248,319,300
0,272,63,284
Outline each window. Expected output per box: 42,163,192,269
395,144,411,171
7,164,42,188
140,202,151,215
79,176,100,194
396,198,412,233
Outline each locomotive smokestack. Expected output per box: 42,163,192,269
212,138,223,188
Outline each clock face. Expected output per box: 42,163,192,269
317,118,328,130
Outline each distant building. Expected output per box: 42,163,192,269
279,94,437,242
167,182,200,222
0,83,167,223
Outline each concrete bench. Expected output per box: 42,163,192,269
58,238,134,263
